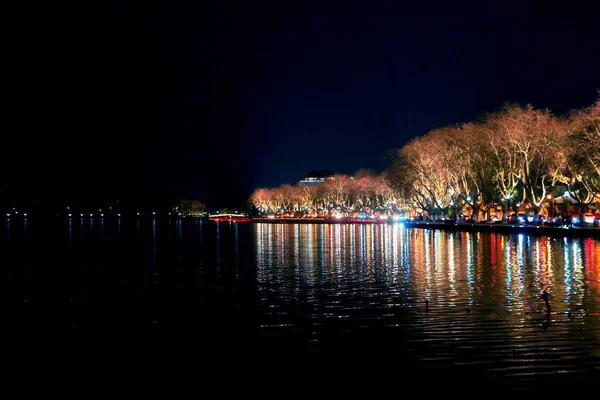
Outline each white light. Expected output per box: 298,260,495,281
6,214,10,217
24,213,27,217
90,214,93,217
80,214,83,217
467,197,472,202
118,214,121,217
68,214,72,217
15,211,18,214
137,213,140,216
153,212,156,215
506,195,512,200
564,191,569,197
101,214,104,217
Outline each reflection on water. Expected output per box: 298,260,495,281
255,224,599,311
2,219,599,385
255,223,600,384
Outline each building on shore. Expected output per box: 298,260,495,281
299,170,334,184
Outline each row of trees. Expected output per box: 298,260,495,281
174,199,206,216
250,170,401,217
250,98,599,221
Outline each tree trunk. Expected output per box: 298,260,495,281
532,204,541,223
579,204,587,226
471,204,479,222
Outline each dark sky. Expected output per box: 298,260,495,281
4,1,599,209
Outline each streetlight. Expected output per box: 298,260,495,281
546,194,554,220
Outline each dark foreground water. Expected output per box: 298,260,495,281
3,217,599,392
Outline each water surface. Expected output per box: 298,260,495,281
3,218,599,389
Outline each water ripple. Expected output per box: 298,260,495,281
255,223,600,383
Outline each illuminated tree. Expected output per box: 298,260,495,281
391,135,448,218
553,99,600,219
298,183,318,213
484,107,526,219
446,123,496,221
485,105,565,220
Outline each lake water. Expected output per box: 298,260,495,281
3,217,599,391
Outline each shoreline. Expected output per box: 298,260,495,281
403,221,600,238
249,218,600,238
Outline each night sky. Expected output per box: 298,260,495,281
4,1,599,209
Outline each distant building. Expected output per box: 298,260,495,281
300,170,334,184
